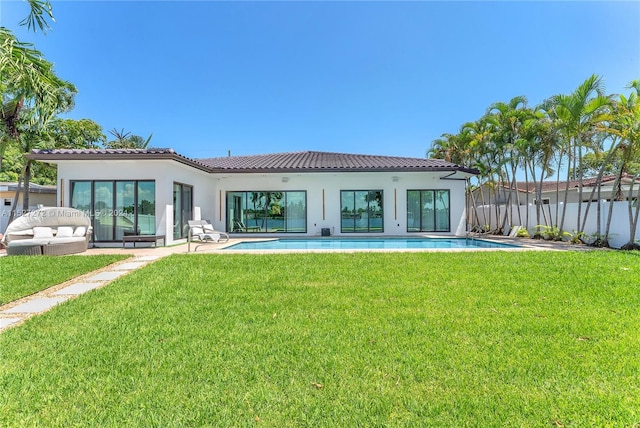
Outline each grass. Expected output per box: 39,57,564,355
1,251,639,426
0,254,129,305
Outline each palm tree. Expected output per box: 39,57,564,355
485,96,533,232
20,0,55,33
1,30,77,167
604,80,640,249
521,105,560,228
105,128,153,149
549,74,613,233
1,40,76,219
0,0,61,168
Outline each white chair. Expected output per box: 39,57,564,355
187,220,230,252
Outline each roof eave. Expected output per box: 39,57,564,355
207,166,480,174
26,152,213,173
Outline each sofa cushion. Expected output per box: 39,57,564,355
8,238,51,247
56,226,74,238
73,226,87,237
49,237,87,245
6,229,33,236
33,227,54,239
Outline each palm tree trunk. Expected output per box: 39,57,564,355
576,136,585,232
559,159,572,232
603,166,625,247
581,141,619,235
22,160,32,212
524,162,531,230
511,165,522,226
554,152,564,227
623,175,640,249
7,172,25,225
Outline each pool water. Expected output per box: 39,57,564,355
225,238,517,250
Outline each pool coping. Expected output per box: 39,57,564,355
217,236,528,252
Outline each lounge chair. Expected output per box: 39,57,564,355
508,225,524,237
187,220,230,252
233,220,261,232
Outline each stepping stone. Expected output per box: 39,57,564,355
136,256,160,261
0,318,22,329
2,297,67,314
113,262,146,270
86,271,127,281
53,282,105,295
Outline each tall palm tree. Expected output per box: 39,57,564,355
1,29,76,167
1,0,59,166
485,96,532,232
1,44,76,218
549,75,613,233
521,105,560,228
604,80,640,249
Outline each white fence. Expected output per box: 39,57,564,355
473,201,640,249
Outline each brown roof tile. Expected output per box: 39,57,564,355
198,151,477,173
511,174,637,193
29,149,478,175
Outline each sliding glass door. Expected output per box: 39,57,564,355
226,191,307,233
173,182,193,239
340,190,383,233
70,180,156,242
407,190,450,232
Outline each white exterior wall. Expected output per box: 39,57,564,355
52,159,469,244
55,160,212,245
212,171,467,237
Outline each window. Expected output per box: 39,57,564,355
407,190,449,232
340,190,383,233
226,191,306,233
173,183,193,239
70,180,156,242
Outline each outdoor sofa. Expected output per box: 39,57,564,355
1,207,92,256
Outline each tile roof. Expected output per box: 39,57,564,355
197,151,478,173
0,182,57,193
28,149,478,175
513,174,637,193
28,148,212,172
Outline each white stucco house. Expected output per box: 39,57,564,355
27,149,478,246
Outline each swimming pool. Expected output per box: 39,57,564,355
225,237,518,251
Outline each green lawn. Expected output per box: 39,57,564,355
1,251,639,426
0,254,129,305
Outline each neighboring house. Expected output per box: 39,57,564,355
473,174,639,207
27,149,478,246
1,182,57,233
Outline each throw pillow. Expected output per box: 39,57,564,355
56,226,74,238
33,227,54,239
73,226,87,237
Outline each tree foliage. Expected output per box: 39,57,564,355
105,128,153,149
429,75,640,247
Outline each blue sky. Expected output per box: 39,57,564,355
2,1,639,160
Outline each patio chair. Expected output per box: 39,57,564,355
233,220,261,232
188,220,229,252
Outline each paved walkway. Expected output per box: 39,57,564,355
0,240,235,333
